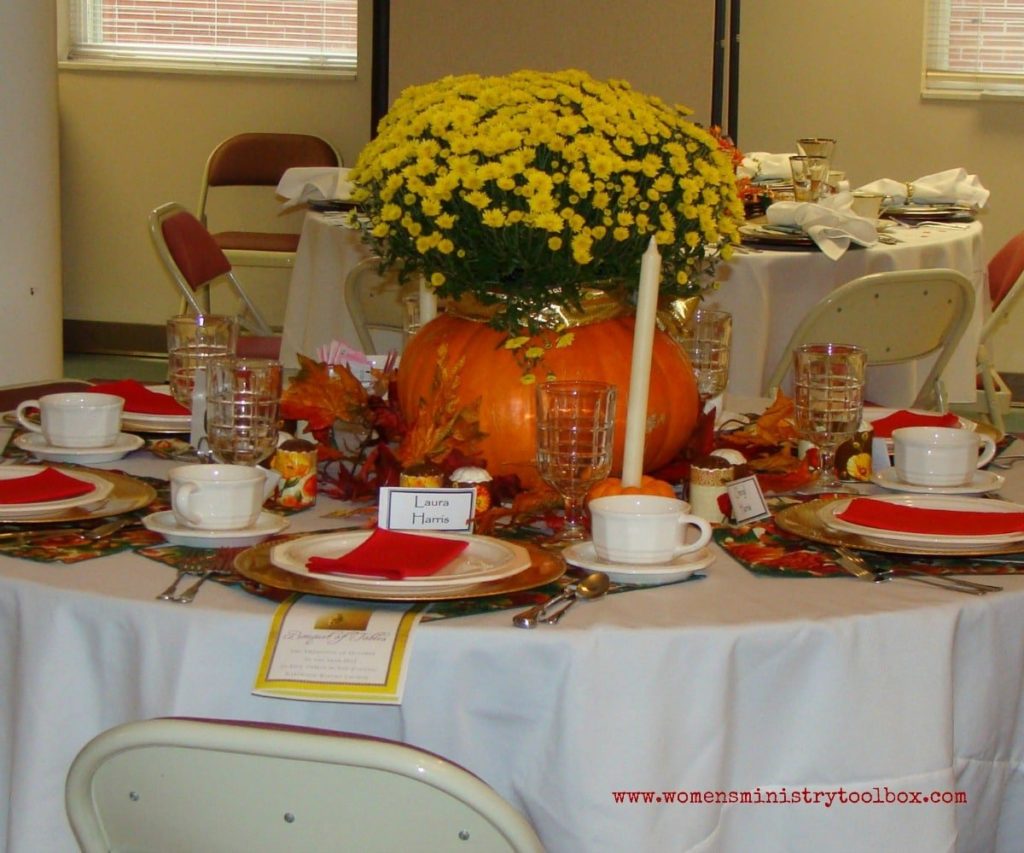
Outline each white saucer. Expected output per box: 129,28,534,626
872,466,1005,495
14,432,144,463
562,542,714,586
142,511,289,548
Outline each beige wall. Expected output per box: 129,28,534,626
57,1,1024,369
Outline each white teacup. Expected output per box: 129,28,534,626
16,392,123,448
588,495,713,565
170,464,274,530
892,426,997,487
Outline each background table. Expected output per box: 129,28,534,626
282,216,986,408
2,443,1023,852
709,221,986,405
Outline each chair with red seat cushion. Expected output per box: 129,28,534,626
149,202,278,345
976,230,1024,431
197,132,340,270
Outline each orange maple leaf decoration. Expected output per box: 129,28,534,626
279,354,369,432
397,343,486,467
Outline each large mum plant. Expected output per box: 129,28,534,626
350,69,744,333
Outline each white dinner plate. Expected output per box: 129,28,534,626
15,432,144,464
118,385,192,433
872,466,1004,495
143,510,289,548
270,530,531,591
563,542,715,586
819,494,1024,549
0,465,115,518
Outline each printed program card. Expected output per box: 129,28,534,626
253,594,425,704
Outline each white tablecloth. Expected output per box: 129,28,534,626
282,216,986,408
2,445,1024,852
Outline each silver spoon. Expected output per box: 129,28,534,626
540,572,611,624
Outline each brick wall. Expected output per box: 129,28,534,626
948,0,1024,72
99,0,356,50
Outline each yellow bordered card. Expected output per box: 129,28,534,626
253,594,425,703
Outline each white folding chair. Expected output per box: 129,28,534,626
764,268,975,411
66,718,544,853
343,256,414,353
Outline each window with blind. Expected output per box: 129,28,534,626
924,0,1024,98
62,0,358,76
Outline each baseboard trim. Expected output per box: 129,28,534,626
64,320,166,358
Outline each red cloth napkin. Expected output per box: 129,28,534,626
869,409,960,439
90,379,189,416
0,468,96,505
306,528,470,580
837,497,1024,536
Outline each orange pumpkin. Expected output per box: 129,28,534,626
397,313,699,487
586,475,677,502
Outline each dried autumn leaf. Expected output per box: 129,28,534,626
280,354,369,431
397,343,486,466
719,388,798,450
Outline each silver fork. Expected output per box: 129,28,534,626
156,555,211,601
837,547,998,594
171,551,237,604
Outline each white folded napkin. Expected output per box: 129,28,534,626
738,152,798,182
854,168,989,208
276,167,353,209
766,191,879,260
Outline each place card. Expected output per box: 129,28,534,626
253,594,424,704
378,487,476,532
726,475,772,523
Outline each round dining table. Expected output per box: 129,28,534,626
280,215,987,410
2,426,1023,852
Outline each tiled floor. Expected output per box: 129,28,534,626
63,353,168,384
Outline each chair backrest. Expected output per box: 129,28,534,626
344,256,413,353
66,718,544,853
764,267,975,409
149,202,273,336
197,133,340,268
982,230,1024,343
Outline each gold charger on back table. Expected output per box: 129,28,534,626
233,538,566,602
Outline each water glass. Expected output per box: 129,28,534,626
535,380,617,542
789,155,831,202
167,315,238,408
205,357,283,465
676,308,732,401
793,343,867,492
796,137,837,166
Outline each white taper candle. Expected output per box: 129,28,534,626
620,237,662,487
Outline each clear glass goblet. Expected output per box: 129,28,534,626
535,380,617,542
205,357,283,465
793,343,867,492
677,308,732,404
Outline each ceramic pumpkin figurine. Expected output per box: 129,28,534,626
397,313,700,488
586,475,677,503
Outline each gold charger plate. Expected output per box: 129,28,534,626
233,538,566,601
0,467,157,524
775,497,1024,557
